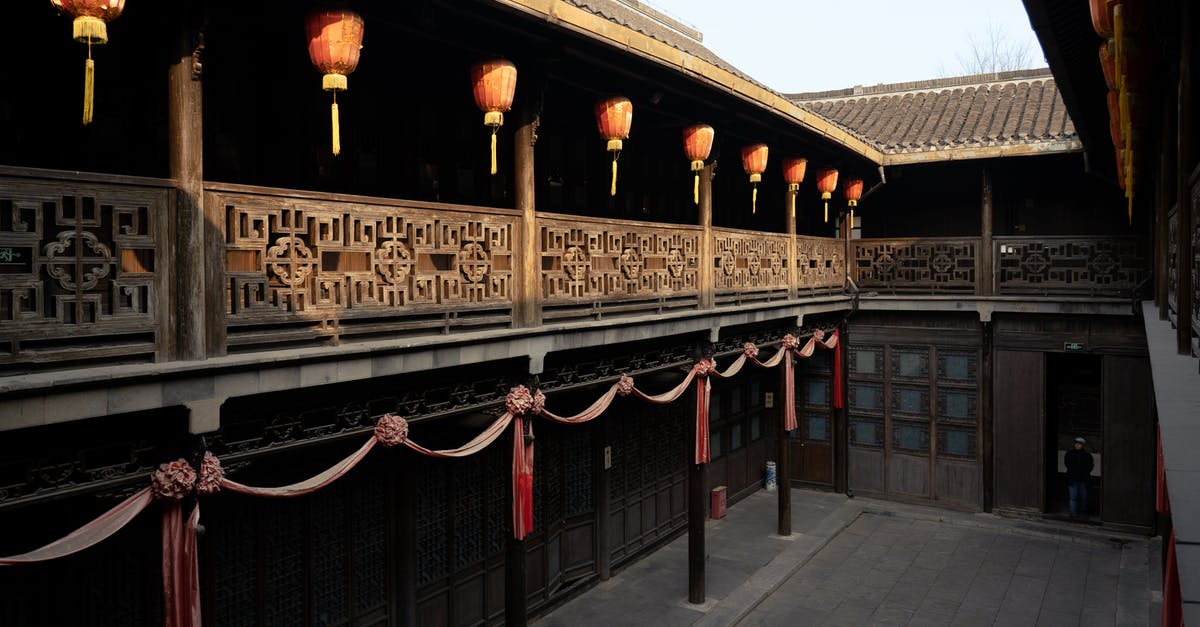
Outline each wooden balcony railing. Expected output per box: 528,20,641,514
853,237,979,293
0,169,1153,371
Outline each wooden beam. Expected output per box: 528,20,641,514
777,352,792,536
979,167,994,296
168,3,207,360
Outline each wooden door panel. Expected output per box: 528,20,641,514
935,458,982,505
887,452,931,497
801,441,834,485
1102,356,1155,528
849,447,885,492
994,350,1044,510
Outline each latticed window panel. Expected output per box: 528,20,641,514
712,230,791,293
891,420,931,453
849,416,884,448
849,346,884,377
937,350,978,383
802,377,831,409
891,384,930,419
805,414,831,442
416,459,449,588
995,237,1144,295
853,239,977,292
849,382,884,413
937,425,979,459
937,388,978,424
890,346,930,380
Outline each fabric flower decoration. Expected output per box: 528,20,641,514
151,459,197,501
195,452,224,495
374,414,410,447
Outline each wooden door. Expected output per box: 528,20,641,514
793,357,834,486
1101,356,1155,530
994,350,1045,512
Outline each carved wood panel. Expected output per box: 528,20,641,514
0,176,167,368
795,236,845,293
712,229,789,295
1169,207,1179,315
540,215,700,317
996,236,1144,296
853,238,978,292
214,190,515,348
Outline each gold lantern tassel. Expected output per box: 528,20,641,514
490,127,499,175
752,185,758,215
331,92,341,156
83,43,95,125
824,202,829,223
611,154,619,196
694,173,700,205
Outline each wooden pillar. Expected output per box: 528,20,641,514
980,320,994,512
1156,75,1177,318
979,167,994,296
594,417,612,580
1177,1,1195,355
687,377,706,604
699,163,715,309
169,3,207,360
777,351,792,536
787,189,798,300
833,321,849,494
514,101,541,328
394,455,417,627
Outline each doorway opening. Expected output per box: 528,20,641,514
1044,353,1102,521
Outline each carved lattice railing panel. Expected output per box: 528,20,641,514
795,236,845,294
212,186,516,349
854,238,978,293
712,228,790,304
995,236,1145,296
539,213,700,320
0,173,168,369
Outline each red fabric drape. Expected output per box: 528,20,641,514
540,385,621,424
162,503,202,627
0,487,154,565
1163,530,1183,627
511,415,534,540
830,330,844,409
403,412,513,458
694,375,711,464
783,352,797,432
219,437,378,498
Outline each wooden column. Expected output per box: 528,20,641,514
514,101,541,328
594,417,612,580
168,4,207,360
699,163,715,309
787,189,798,300
1156,76,1176,317
777,351,792,536
687,377,706,604
1177,1,1195,355
833,321,849,494
394,455,417,627
979,167,994,296
980,320,994,512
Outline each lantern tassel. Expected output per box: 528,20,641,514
82,44,95,126
694,173,700,205
790,193,795,219
490,127,498,175
752,185,758,215
849,209,855,233
611,153,619,197
824,201,829,223
331,94,341,156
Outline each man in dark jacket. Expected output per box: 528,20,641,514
1065,436,1094,519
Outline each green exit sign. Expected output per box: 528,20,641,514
1064,342,1085,352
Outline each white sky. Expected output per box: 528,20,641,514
640,0,1045,93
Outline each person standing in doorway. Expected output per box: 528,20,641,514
1065,436,1094,519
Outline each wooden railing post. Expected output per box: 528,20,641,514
777,351,792,536
699,163,715,309
514,102,541,328
979,167,994,296
169,2,208,360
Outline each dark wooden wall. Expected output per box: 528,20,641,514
1101,356,1156,530
993,350,1045,513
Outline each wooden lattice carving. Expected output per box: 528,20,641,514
712,229,790,293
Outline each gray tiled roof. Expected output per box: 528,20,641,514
788,69,1078,156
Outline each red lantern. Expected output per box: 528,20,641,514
596,97,633,196
1107,91,1123,149
843,178,864,233
782,157,808,218
815,168,839,223
682,124,714,205
50,0,126,125
741,144,768,214
471,58,517,175
1100,41,1117,90
1090,0,1116,37
306,8,365,156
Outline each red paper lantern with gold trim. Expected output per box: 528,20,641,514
1100,41,1117,91
596,97,633,196
306,8,365,156
471,58,517,175
782,157,808,218
682,124,714,205
49,0,125,125
843,178,864,233
1090,0,1116,37
741,144,768,214
815,168,839,223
